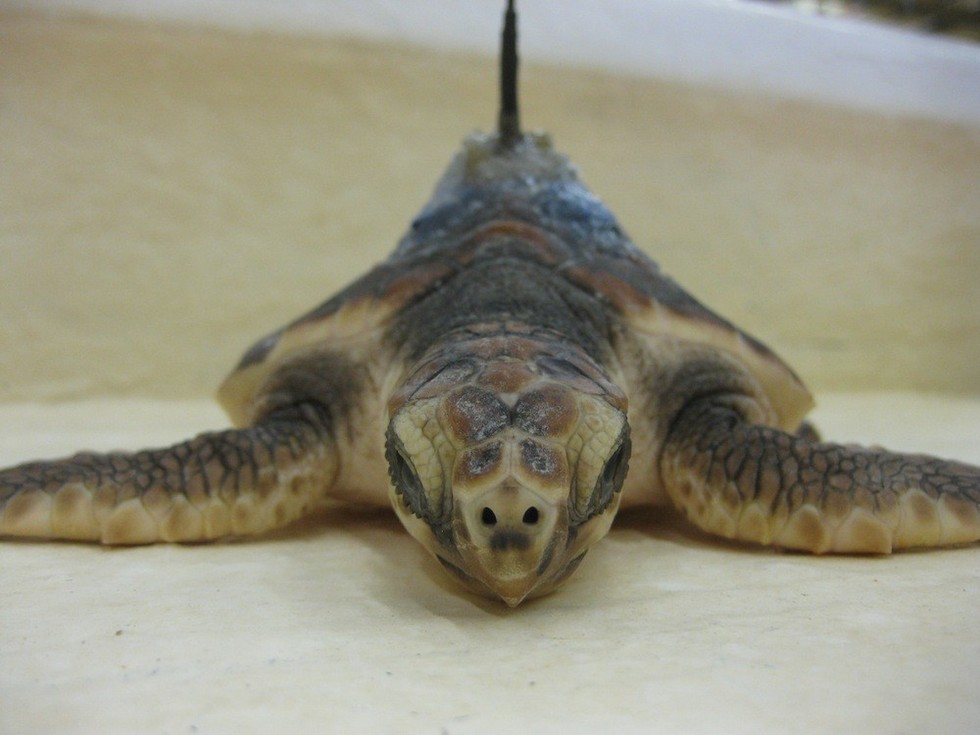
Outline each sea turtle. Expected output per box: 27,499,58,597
1,2,978,607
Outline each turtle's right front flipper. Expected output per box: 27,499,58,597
0,403,337,544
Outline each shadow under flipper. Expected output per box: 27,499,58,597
609,505,979,557
611,505,787,556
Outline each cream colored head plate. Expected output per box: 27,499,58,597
385,325,630,606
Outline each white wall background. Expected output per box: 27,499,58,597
10,0,980,123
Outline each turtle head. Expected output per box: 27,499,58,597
385,333,630,607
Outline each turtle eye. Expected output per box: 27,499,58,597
390,450,426,516
384,429,448,525
574,430,631,524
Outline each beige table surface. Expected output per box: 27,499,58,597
1,393,978,734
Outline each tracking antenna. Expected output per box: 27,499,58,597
498,0,521,145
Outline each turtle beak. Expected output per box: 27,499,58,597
466,551,548,608
436,551,545,608
495,577,539,609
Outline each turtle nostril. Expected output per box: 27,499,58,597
481,507,498,526
522,506,539,525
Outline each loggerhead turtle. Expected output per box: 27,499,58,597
1,2,978,607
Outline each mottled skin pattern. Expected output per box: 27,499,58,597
0,404,335,544
662,399,980,553
2,6,979,605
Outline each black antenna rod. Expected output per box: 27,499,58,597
498,0,521,145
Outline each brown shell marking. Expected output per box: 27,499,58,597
563,255,813,431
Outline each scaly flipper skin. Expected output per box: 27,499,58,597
0,404,336,544
660,398,980,553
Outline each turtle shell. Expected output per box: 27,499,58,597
218,132,812,433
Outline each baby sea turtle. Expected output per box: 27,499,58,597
2,2,978,606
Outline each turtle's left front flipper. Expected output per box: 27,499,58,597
659,397,980,553
0,403,336,544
